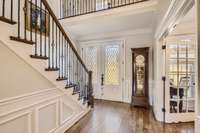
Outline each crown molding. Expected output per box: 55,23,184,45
154,0,195,40
78,28,152,42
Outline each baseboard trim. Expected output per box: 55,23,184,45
55,108,91,133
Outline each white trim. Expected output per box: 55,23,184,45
78,28,152,42
0,90,62,118
0,88,57,105
60,98,76,125
80,39,125,46
122,40,127,103
0,111,32,133
35,100,59,133
54,109,90,133
155,0,195,40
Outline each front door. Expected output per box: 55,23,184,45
82,42,123,102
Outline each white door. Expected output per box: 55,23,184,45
164,35,196,123
82,42,123,102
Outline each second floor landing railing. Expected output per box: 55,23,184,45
60,0,148,19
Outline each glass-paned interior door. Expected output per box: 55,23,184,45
82,43,123,102
165,36,196,122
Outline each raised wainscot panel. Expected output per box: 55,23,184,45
0,111,31,133
36,100,59,133
61,102,74,124
195,116,200,133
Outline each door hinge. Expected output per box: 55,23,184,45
162,76,166,81
162,45,166,50
162,108,166,112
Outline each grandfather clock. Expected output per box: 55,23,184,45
131,47,149,108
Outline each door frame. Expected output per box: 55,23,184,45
164,35,196,123
80,39,126,102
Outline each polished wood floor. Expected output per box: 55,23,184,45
65,100,194,133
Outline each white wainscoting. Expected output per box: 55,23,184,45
35,100,59,133
0,88,90,133
0,111,32,133
195,116,200,133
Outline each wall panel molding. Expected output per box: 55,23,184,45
35,100,59,133
0,111,32,133
0,87,90,133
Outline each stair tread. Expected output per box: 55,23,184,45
72,91,80,95
45,67,59,71
56,77,68,81
0,17,16,25
10,36,35,45
65,84,76,89
30,55,49,60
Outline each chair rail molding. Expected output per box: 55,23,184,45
154,0,195,41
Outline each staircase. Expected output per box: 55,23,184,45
0,0,93,132
0,0,93,105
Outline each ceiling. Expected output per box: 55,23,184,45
60,0,157,41
170,6,196,36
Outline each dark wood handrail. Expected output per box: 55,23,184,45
41,0,89,73
60,0,149,19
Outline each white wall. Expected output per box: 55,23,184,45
0,41,55,100
47,0,61,18
124,33,153,104
152,39,163,121
156,0,171,27
79,32,153,104
152,0,176,122
195,0,200,132
153,0,196,122
0,1,91,132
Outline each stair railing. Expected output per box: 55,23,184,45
60,0,149,19
0,0,93,107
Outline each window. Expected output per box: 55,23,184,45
104,45,119,85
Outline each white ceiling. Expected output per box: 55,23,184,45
60,0,157,41
170,6,196,36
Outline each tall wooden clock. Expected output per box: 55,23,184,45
131,47,149,108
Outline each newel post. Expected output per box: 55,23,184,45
88,71,94,108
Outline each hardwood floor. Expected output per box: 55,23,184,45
65,100,194,133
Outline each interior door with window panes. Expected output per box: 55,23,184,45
165,35,196,123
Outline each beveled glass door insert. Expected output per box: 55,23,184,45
82,42,123,101
104,44,120,86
